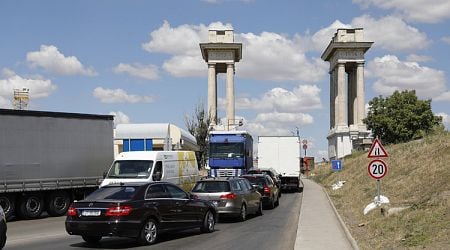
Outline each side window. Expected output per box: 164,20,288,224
145,184,168,199
165,184,188,199
266,176,274,186
238,179,249,191
242,179,253,190
230,180,242,191
153,161,163,181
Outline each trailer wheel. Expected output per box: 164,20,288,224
17,194,44,219
0,194,16,220
47,191,71,216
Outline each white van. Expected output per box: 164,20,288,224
100,151,199,191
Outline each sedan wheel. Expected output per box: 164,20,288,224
200,210,215,233
138,218,158,245
239,204,247,222
256,200,263,216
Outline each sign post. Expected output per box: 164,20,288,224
332,159,343,184
367,138,388,204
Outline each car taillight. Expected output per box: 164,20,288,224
67,206,77,216
105,206,132,216
264,186,270,195
220,193,237,200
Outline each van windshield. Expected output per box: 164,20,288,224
106,160,154,179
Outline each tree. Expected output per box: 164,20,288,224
363,90,444,144
185,103,211,169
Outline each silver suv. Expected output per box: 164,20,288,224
191,178,263,221
0,206,6,249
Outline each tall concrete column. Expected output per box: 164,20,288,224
226,63,235,123
208,63,217,124
329,70,334,129
336,63,346,126
348,68,358,126
356,62,365,126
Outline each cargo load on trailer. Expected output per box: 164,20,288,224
0,109,113,220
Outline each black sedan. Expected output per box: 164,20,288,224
65,182,217,245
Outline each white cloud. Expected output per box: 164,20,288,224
299,20,352,52
109,111,131,128
353,0,450,23
436,113,449,127
234,85,322,112
442,36,450,45
142,21,327,82
303,15,430,53
351,15,430,51
435,92,450,102
406,54,433,62
26,45,96,76
238,32,327,82
254,112,314,126
0,69,57,108
142,20,231,56
93,87,155,103
162,55,206,77
114,63,159,80
366,55,447,99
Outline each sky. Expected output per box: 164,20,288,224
1,0,449,161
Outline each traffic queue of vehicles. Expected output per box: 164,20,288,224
65,172,282,246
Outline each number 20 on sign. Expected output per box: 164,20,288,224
367,159,387,179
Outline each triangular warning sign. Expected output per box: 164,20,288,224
368,138,388,158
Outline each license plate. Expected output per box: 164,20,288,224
82,210,101,216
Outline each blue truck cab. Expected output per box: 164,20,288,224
208,131,253,177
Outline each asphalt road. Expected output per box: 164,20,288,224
4,192,302,250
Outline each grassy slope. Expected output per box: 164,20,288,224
311,132,450,249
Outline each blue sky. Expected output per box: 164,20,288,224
1,0,449,160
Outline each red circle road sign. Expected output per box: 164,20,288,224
367,159,387,179
302,144,307,150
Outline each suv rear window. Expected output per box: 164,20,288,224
242,176,266,188
192,181,230,193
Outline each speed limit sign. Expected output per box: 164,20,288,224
367,159,387,179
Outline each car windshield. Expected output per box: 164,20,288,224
192,181,230,193
86,186,139,200
106,160,153,179
209,143,244,158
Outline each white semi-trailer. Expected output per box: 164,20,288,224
0,109,114,220
257,136,303,192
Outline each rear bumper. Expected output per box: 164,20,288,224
65,219,141,238
281,176,302,191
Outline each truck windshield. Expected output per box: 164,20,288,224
209,143,244,158
106,160,153,179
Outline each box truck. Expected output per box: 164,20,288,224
257,136,303,192
0,109,113,220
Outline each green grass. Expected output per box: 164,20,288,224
311,132,450,249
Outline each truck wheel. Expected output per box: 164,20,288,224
0,194,16,220
47,191,71,216
17,194,44,219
